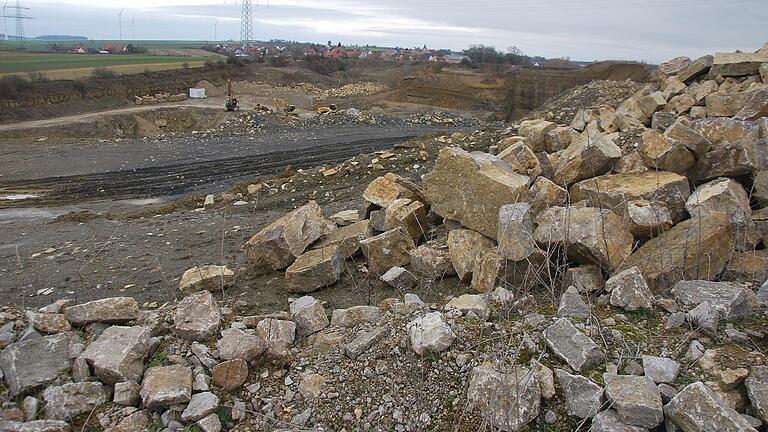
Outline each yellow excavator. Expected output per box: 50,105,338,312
225,79,239,112
273,97,299,116
316,104,338,115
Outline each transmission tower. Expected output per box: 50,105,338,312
240,0,253,48
1,0,32,48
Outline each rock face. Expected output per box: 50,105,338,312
423,147,530,239
604,374,664,428
467,365,541,431
544,318,604,372
243,201,328,270
607,267,655,311
64,297,139,325
620,213,733,290
80,325,150,384
745,366,768,424
569,171,691,223
670,280,752,320
555,369,604,419
140,365,193,408
216,328,266,362
407,312,454,355
664,381,758,432
533,206,633,272
179,265,235,293
174,290,221,341
498,203,534,261
0,332,80,396
553,131,622,186
289,296,329,337
285,246,343,293
42,382,108,420
360,228,416,274
447,229,496,282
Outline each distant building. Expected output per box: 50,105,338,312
445,54,469,64
100,44,127,53
71,44,87,54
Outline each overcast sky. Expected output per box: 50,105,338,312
10,0,768,62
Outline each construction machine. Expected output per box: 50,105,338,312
225,79,239,112
273,97,299,116
316,104,338,115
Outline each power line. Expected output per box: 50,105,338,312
1,0,32,48
240,0,253,48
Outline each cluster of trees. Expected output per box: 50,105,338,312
462,45,535,65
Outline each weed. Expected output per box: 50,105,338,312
148,350,170,368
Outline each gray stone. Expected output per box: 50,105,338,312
687,301,720,334
178,265,235,294
544,318,604,372
642,355,680,384
0,332,80,396
530,359,556,399
80,325,150,384
563,265,604,294
216,328,266,362
604,374,664,428
407,312,454,355
555,369,604,419
557,286,590,319
0,420,71,432
553,131,622,187
197,413,222,432
255,318,296,359
360,228,416,274
607,267,655,311
181,392,220,423
42,382,108,421
498,203,534,261
590,409,650,432
344,327,388,360
190,342,219,370
64,297,139,326
671,280,752,321
140,365,193,408
444,294,488,320
710,52,768,77
289,296,329,337
467,365,541,431
174,290,221,341
25,313,70,334
745,366,768,424
380,266,418,290
330,209,358,226
21,396,38,422
331,306,382,327
285,246,343,293
664,381,758,432
677,55,713,83
314,220,373,258
113,381,141,406
409,243,455,279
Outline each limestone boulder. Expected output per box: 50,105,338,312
498,203,534,262
553,131,621,187
407,312,454,355
686,178,758,250
447,229,496,282
216,328,266,362
604,374,664,429
659,56,691,76
423,147,530,239
557,286,590,319
723,249,768,283
380,266,418,290
64,297,139,326
665,118,711,157
362,173,424,209
664,381,758,432
181,392,220,423
570,171,691,223
289,296,329,337
563,265,604,294
533,206,633,272
444,294,488,320
243,201,328,270
0,332,81,397
544,318,604,372
467,365,541,431
710,52,768,77
626,200,673,239
555,369,604,419
409,242,455,279
140,365,192,408
383,198,427,242
591,410,648,432
638,92,667,118
607,267,655,311
179,265,234,293
313,220,373,258
360,228,416,274
329,209,358,226
42,382,108,421
528,177,567,216
518,119,556,152
735,88,768,121
671,280,752,321
498,142,542,178
80,325,150,384
211,359,248,391
25,312,70,335
638,129,694,175
174,290,221,341
330,306,382,327
285,246,343,293
642,355,680,384
706,89,762,117
746,366,768,424
620,213,734,290
676,55,713,83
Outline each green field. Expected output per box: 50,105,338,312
0,52,213,74
0,39,216,52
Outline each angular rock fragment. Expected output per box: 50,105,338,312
0,332,80,397
289,296,329,337
563,265,604,294
444,294,488,320
407,312,454,355
344,327,388,360
360,228,416,274
313,220,373,258
42,382,108,421
664,381,758,432
362,173,424,209
384,198,428,242
216,328,266,362
642,355,680,384
591,409,649,432
745,366,768,424
409,242,455,279
25,312,70,334
179,265,234,293
380,266,418,290
638,129,694,174
676,55,713,83
243,200,328,270
604,374,664,428
423,147,530,239
626,200,673,238
331,306,381,327
80,325,150,384
528,176,567,216
686,177,758,251
687,301,720,333
329,209,358,226
467,365,541,431
555,369,604,419
64,297,139,326
557,286,590,319
498,141,542,178
671,280,752,321
211,359,248,391
181,392,220,423
607,267,655,311
553,131,621,186
113,381,140,406
174,290,221,341
0,420,71,432
498,203,534,261
544,318,604,372
140,365,192,408
724,250,768,283
710,52,768,77
285,246,343,293
447,229,496,282
255,318,296,359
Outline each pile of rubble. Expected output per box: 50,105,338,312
313,82,390,102
134,93,187,105
2,45,768,432
529,79,646,125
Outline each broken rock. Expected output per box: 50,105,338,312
285,246,343,293
80,325,150,384
289,296,329,337
211,359,248,391
664,381,758,432
557,286,590,319
64,297,139,326
407,312,454,355
444,294,488,320
447,228,496,282
216,328,265,362
604,374,664,428
467,364,541,431
360,228,416,274
0,332,80,397
553,131,622,187
544,318,604,372
255,318,296,359
607,267,655,311
42,382,108,421
140,365,192,408
380,266,418,290
174,290,221,341
409,242,455,279
179,265,234,293
555,369,604,419
498,203,534,261
671,280,752,321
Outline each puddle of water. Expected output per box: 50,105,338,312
0,194,40,201
0,208,67,220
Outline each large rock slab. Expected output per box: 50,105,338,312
570,171,691,223
407,312,454,355
638,129,694,174
447,228,496,282
555,369,604,419
174,290,221,341
498,203,534,261
664,381,758,432
544,318,604,372
42,382,108,421
423,147,530,239
64,297,139,326
360,228,415,274
620,213,734,290
0,332,80,396
80,325,150,384
243,200,328,270
604,374,664,428
467,365,541,431
670,280,752,321
285,245,343,293
533,206,633,272
140,365,192,408
553,131,621,187
710,52,768,77
179,265,234,293
518,119,556,151
735,88,768,121
686,177,758,251
745,366,768,424
676,55,713,83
